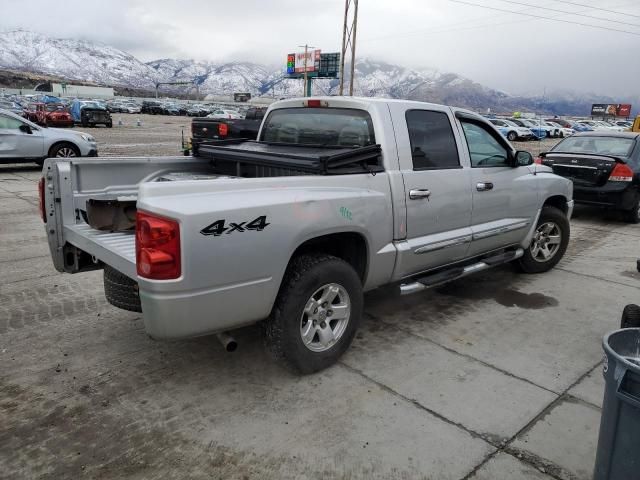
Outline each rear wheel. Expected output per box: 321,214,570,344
507,131,517,142
518,206,570,273
623,197,640,224
263,254,362,374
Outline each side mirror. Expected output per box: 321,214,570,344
514,150,533,167
19,124,32,134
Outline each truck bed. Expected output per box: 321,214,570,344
197,140,384,175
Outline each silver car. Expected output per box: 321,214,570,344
0,108,97,165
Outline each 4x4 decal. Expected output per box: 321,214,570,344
200,216,270,236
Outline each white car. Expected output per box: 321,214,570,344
578,120,625,132
489,119,534,141
521,119,559,138
206,109,243,120
0,108,97,165
547,122,575,138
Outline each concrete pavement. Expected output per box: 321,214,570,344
1,161,638,479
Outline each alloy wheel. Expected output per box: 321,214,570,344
300,283,351,352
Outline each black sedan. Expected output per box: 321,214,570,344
539,132,640,223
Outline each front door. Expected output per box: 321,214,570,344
389,104,473,279
457,118,538,257
0,114,44,159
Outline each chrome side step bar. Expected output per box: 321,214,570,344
399,248,524,295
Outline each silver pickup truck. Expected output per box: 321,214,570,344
40,97,573,373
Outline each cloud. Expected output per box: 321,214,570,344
0,0,637,96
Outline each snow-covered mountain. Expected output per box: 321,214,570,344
1,29,632,115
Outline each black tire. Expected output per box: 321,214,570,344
559,131,565,138
48,142,80,158
621,304,640,329
518,205,570,273
623,197,640,224
106,121,113,128
264,254,363,374
104,265,142,312
81,119,88,128
507,131,517,142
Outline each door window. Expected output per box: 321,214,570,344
461,122,511,167
0,115,24,130
406,110,460,170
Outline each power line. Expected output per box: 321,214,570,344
361,0,638,44
448,0,640,36
496,0,640,28
361,0,563,43
554,0,640,19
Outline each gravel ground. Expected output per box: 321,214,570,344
85,113,192,157
1,120,633,479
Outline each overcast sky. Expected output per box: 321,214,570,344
1,0,638,97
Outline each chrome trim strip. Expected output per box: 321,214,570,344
553,164,598,170
414,235,472,254
473,221,529,241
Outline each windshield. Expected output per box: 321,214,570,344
552,136,636,157
261,108,376,147
503,120,519,127
46,104,64,112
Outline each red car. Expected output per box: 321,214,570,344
24,103,74,128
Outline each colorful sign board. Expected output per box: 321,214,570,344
591,104,632,117
286,52,340,79
293,50,321,73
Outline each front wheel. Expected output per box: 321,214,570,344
507,131,517,141
264,254,363,374
518,205,570,273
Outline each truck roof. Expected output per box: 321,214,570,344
269,96,479,118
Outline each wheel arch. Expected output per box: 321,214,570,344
286,231,369,285
47,141,80,158
542,194,569,214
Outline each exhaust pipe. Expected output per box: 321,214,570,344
216,332,238,352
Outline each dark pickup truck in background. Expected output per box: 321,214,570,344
191,107,266,155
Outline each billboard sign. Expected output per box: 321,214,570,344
591,104,632,117
294,49,321,73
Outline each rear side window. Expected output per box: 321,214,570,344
261,108,375,147
406,110,460,170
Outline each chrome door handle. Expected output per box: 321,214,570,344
476,182,494,192
409,189,431,200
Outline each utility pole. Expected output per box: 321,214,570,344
298,44,315,97
339,0,359,96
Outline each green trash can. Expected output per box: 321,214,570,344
593,328,640,480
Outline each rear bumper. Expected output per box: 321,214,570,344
138,277,275,339
574,183,637,210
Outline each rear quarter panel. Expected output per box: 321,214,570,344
135,173,396,335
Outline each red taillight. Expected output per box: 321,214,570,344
609,163,634,182
136,211,181,280
306,99,322,108
218,123,228,136
534,157,542,164
38,177,46,223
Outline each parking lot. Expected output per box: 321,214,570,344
1,120,638,479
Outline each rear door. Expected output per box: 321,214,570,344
456,115,538,256
390,104,473,278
